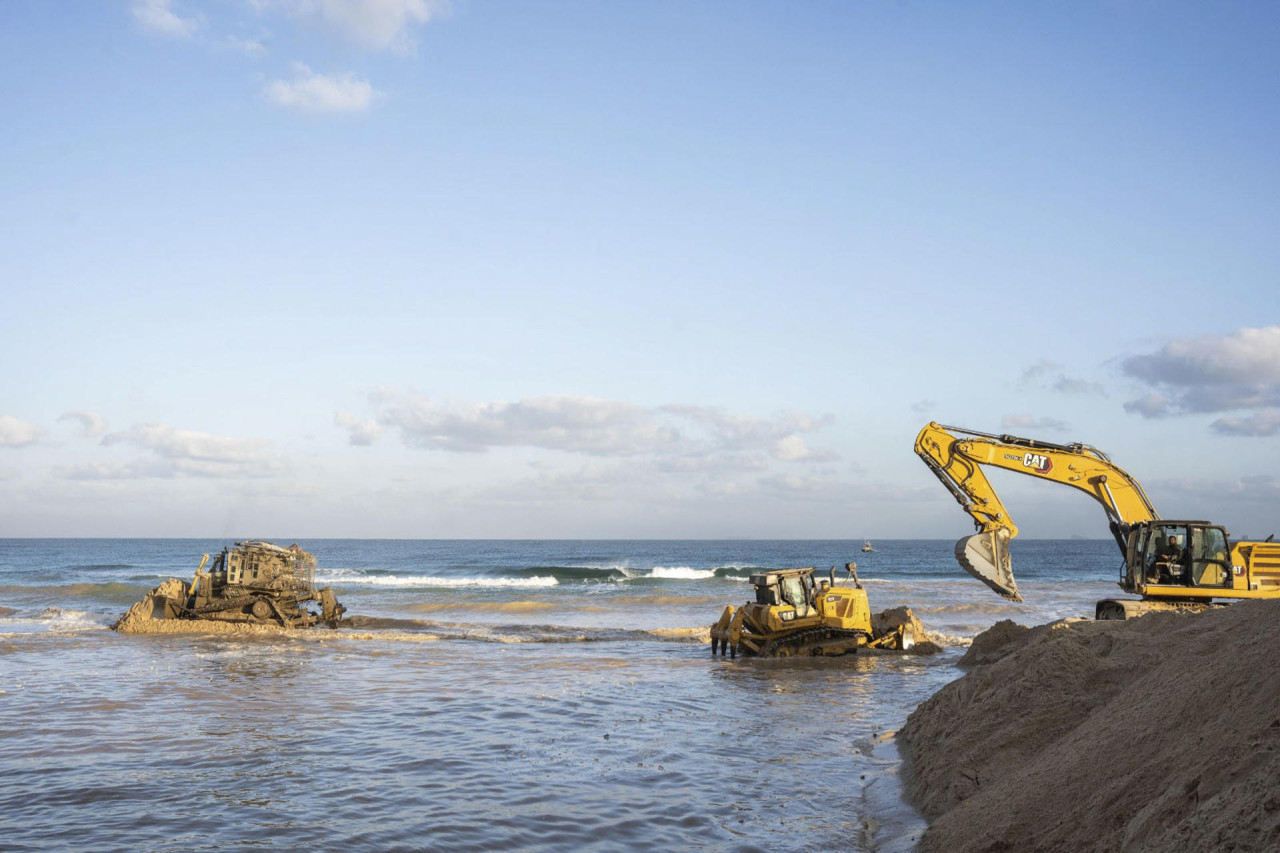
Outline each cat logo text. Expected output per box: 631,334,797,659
1022,453,1052,474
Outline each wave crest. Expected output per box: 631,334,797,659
318,574,559,589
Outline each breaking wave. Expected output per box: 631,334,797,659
647,566,716,580
0,607,108,634
318,574,560,589
922,631,974,648
314,564,761,588
517,565,627,581
713,566,758,579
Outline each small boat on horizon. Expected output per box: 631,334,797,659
862,539,875,553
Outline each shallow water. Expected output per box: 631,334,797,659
0,539,1121,851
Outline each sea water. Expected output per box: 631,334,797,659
0,539,1122,852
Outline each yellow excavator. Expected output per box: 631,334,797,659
915,422,1280,618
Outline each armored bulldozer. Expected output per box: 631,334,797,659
138,540,345,628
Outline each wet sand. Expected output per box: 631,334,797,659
900,600,1280,851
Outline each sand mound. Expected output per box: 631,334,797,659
956,618,1029,666
900,601,1280,852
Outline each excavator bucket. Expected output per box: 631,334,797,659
955,530,1022,602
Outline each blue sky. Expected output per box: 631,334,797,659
2,1,1279,539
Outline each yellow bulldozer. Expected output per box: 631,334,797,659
710,564,917,657
915,422,1280,618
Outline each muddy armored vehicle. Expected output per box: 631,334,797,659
130,540,345,629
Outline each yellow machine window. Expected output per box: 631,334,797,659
1189,527,1231,587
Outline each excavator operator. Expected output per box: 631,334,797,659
1149,534,1186,584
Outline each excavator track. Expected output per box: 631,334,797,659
1095,598,1219,620
759,627,870,658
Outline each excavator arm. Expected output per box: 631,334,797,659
914,422,1160,601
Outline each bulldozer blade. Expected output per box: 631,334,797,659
955,531,1022,602
149,595,184,619
318,587,346,626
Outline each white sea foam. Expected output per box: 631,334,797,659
316,574,559,589
924,632,975,648
1,608,107,634
315,567,365,579
647,567,717,580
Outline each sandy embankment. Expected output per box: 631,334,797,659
900,601,1280,852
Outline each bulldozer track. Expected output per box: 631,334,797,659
760,627,870,657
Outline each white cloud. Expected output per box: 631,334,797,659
335,409,383,446
264,64,383,113
1147,474,1280,505
131,0,201,37
479,461,638,504
1018,359,1062,385
227,35,270,55
58,410,107,438
662,405,835,456
1052,376,1107,395
1017,359,1106,396
0,416,43,448
773,434,837,462
1122,392,1172,419
55,461,167,481
652,453,769,475
699,479,755,497
758,473,840,495
1001,413,1070,432
1122,327,1280,422
380,395,677,455
370,393,837,463
1211,409,1280,438
97,423,283,478
297,0,447,51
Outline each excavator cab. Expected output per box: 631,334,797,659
1124,521,1233,592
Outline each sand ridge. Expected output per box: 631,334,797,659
900,601,1280,851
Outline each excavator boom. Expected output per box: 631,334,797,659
915,423,1160,601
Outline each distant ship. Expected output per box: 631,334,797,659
862,539,875,553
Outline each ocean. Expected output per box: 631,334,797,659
0,538,1123,852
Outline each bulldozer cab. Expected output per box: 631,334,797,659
750,569,817,618
207,540,317,596
1125,521,1232,590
